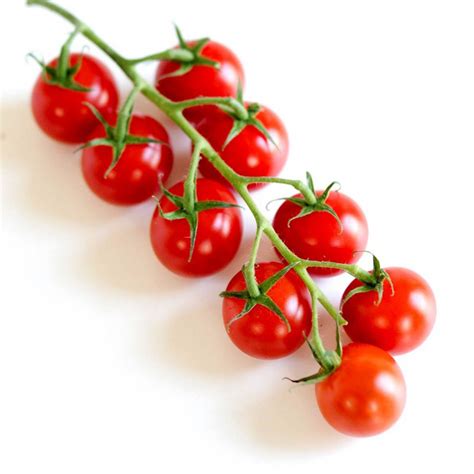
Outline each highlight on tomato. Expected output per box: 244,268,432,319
197,104,288,189
316,343,406,437
273,186,368,276
81,114,173,205
222,262,312,359
31,53,119,143
341,267,436,354
155,34,244,124
150,178,243,277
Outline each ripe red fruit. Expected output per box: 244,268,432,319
316,343,406,436
31,53,119,143
81,114,173,205
342,267,436,354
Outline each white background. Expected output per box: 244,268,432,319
1,1,474,472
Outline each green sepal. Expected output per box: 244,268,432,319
220,262,298,332
160,185,185,208
158,63,193,80
222,120,247,149
157,184,242,262
82,103,113,135
259,262,298,293
194,201,243,212
247,115,279,150
340,253,395,309
27,46,91,93
283,369,333,386
79,101,168,177
306,171,315,194
224,300,258,332
124,136,169,147
158,209,189,221
275,175,343,230
157,25,219,80
75,138,114,152
258,294,291,331
220,83,279,151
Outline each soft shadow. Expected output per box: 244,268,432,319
69,206,188,295
240,382,350,453
1,100,124,226
148,289,259,377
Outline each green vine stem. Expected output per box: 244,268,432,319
243,226,264,298
27,0,379,371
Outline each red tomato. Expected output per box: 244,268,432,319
342,267,436,355
155,40,244,123
197,106,288,190
150,178,242,277
222,262,312,359
31,53,119,143
81,114,173,205
316,343,406,437
273,191,368,276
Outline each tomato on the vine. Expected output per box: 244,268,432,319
316,343,406,437
155,40,244,124
342,267,436,354
81,114,173,205
197,105,288,190
222,262,311,359
150,178,242,277
273,190,368,276
31,53,119,143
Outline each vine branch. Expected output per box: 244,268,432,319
27,0,378,369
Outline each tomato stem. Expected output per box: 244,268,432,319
28,0,380,371
127,49,195,65
243,226,264,298
175,97,249,121
244,176,317,205
57,25,81,79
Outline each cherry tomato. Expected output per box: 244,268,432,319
273,190,368,276
197,106,288,190
31,53,119,143
316,343,406,437
342,267,436,355
222,262,312,359
155,40,244,124
150,178,242,277
81,114,173,205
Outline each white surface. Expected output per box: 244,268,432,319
1,1,474,472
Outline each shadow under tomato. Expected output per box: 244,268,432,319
0,100,128,227
238,381,350,453
145,290,260,377
68,208,189,296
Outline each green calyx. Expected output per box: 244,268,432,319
220,262,298,332
277,174,342,228
285,290,343,385
219,83,278,150
157,176,242,262
78,87,167,177
28,25,89,91
156,25,220,79
341,253,395,309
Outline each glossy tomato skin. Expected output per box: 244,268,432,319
222,262,312,359
31,53,119,143
150,179,242,277
273,191,368,276
316,343,406,437
81,114,173,205
197,106,288,190
155,41,244,124
342,267,436,355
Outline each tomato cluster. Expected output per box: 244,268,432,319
30,27,435,439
